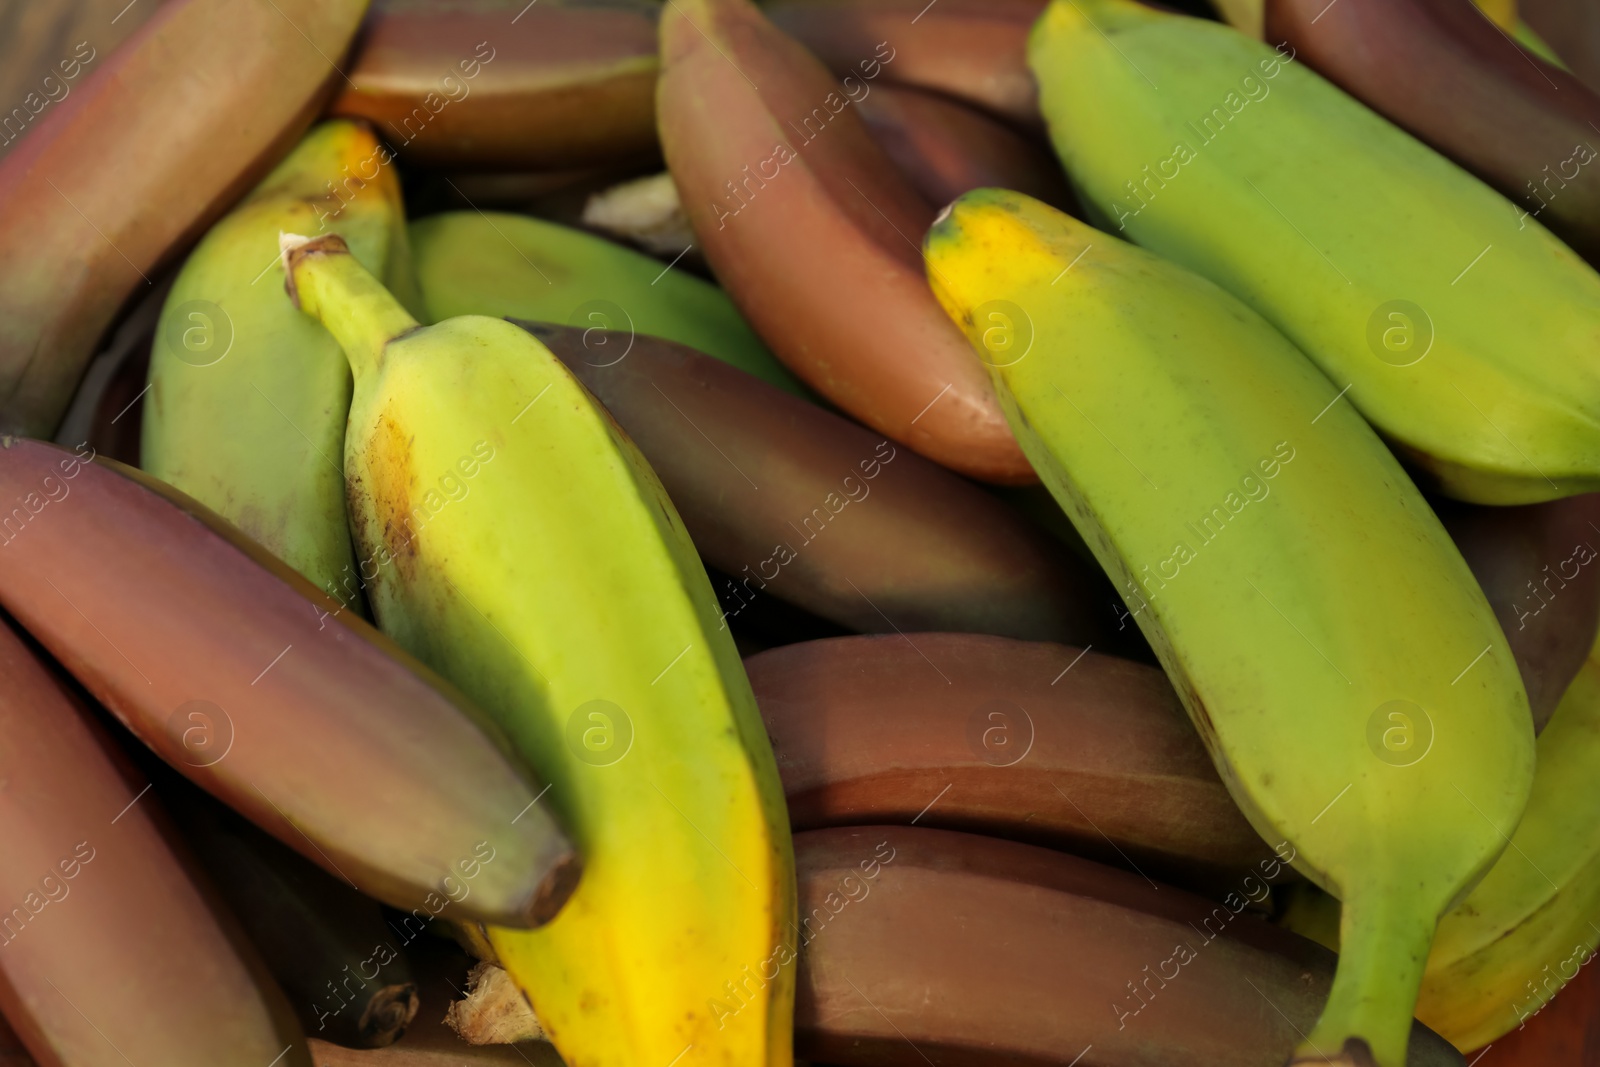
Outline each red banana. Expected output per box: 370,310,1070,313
0,615,309,1067
0,0,368,437
657,0,1034,483
0,437,575,930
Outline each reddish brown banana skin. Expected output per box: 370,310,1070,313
331,0,660,170
657,0,1035,484
745,633,1277,894
521,323,1119,647
0,437,577,930
766,0,1046,129
791,826,1462,1067
1264,0,1600,261
0,0,366,439
1437,493,1600,733
855,83,1075,211
0,616,312,1067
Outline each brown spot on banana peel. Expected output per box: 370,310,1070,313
331,0,662,170
657,0,1035,484
520,322,1116,647
362,409,422,578
0,0,368,438
1264,0,1600,264
0,439,576,931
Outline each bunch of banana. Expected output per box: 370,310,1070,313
1030,0,1600,504
331,0,660,170
0,437,575,929
0,614,310,1067
1281,631,1600,1053
0,0,368,439
408,210,805,395
1259,0,1598,260
143,119,420,606
282,233,795,1067
746,633,1281,894
926,188,1533,1067
657,0,1033,483
518,322,1118,647
766,0,1046,127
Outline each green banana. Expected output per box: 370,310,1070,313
925,188,1533,1067
1282,631,1600,1053
281,233,796,1067
409,210,807,397
1029,0,1600,504
142,119,422,609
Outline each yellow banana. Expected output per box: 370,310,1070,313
1281,632,1600,1053
1029,0,1600,504
925,188,1533,1067
281,233,796,1067
409,210,808,398
142,120,421,608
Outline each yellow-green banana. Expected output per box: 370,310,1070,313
281,232,796,1067
1029,0,1600,504
1282,632,1600,1053
409,210,809,397
142,120,422,608
925,188,1533,1067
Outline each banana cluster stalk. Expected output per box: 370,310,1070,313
926,188,1533,1067
281,232,797,1067
1029,0,1600,504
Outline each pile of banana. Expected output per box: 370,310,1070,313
1,0,1599,1065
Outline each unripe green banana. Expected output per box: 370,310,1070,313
142,120,421,607
282,233,796,1067
408,210,807,397
1282,630,1600,1052
1029,0,1600,504
925,188,1533,1067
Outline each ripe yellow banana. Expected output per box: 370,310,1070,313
281,233,796,1067
409,210,807,397
1283,631,1600,1053
142,120,421,608
925,188,1533,1067
1029,0,1600,504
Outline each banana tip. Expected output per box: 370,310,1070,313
1289,1038,1378,1067
523,849,584,928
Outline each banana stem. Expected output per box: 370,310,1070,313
281,232,419,380
1294,889,1436,1067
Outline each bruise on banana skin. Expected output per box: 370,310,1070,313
354,411,420,578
